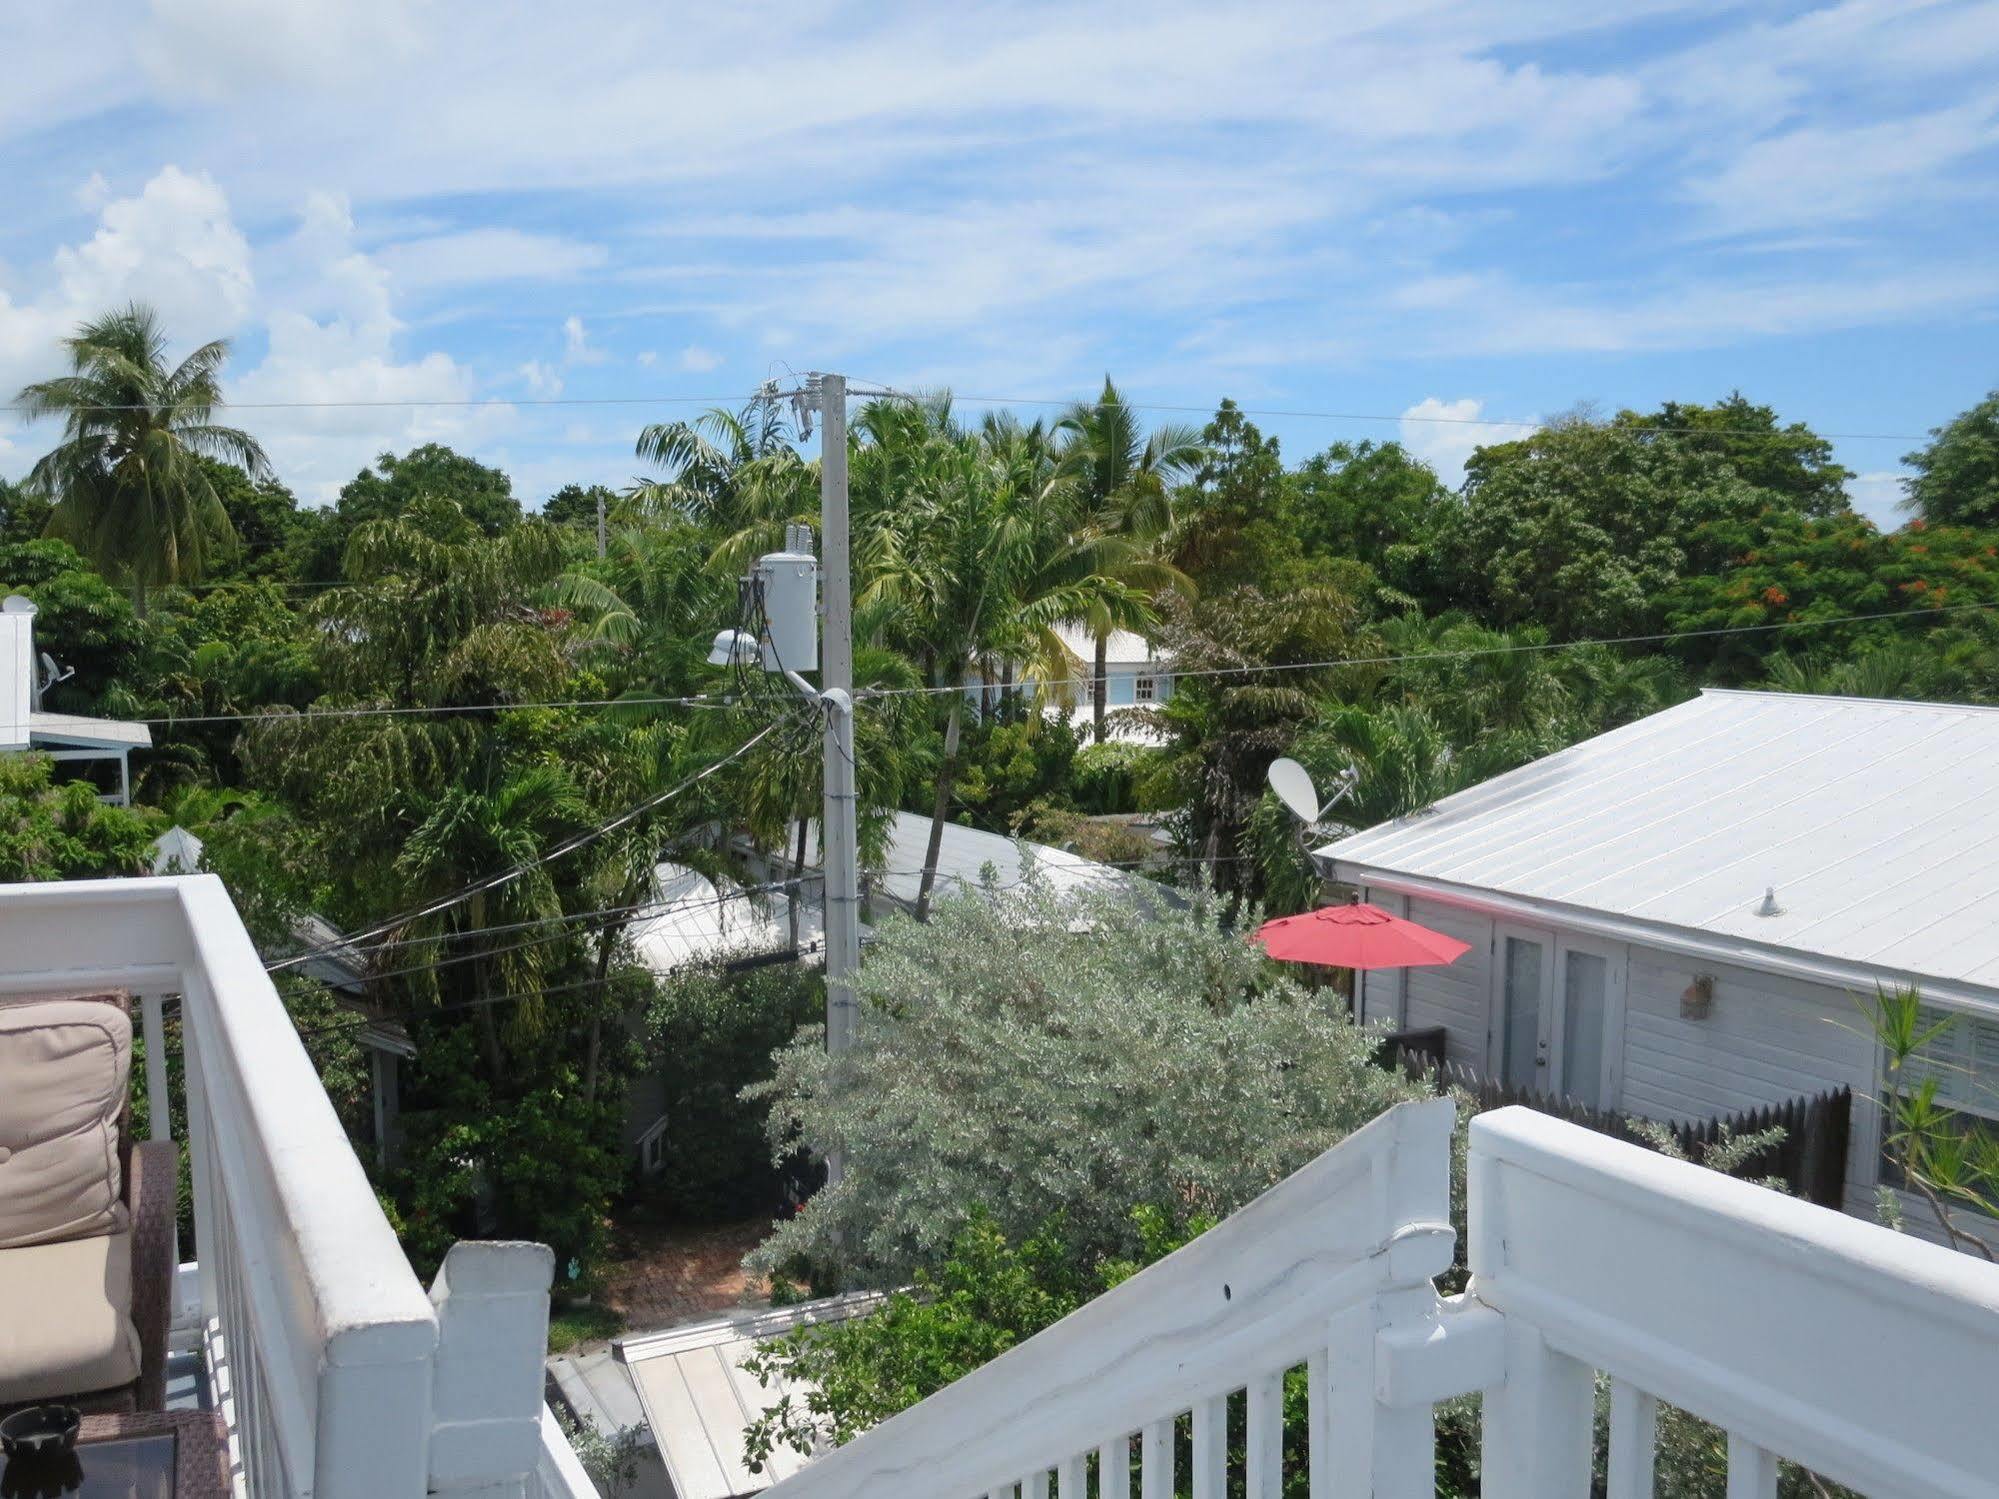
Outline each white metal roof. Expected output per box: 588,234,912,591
871,810,1140,909
1319,689,1999,1000
26,712,152,750
1053,623,1161,667
619,1295,880,1499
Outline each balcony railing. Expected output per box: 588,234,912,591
0,876,596,1499
757,1098,1999,1499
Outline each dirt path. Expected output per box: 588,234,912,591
599,1215,772,1332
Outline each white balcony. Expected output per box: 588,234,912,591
0,875,596,1499
756,1098,1999,1499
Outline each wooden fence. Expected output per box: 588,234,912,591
1381,1026,1853,1210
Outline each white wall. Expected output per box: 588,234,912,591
1359,883,1890,1220
1619,949,1882,1212
1377,892,1494,1071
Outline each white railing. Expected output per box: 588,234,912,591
0,876,597,1499
760,1099,1999,1499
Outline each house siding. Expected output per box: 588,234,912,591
1393,895,1494,1070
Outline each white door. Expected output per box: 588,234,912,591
1492,925,1554,1090
1551,935,1627,1110
1490,926,1627,1106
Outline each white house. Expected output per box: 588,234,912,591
0,593,150,803
966,623,1174,742
1317,688,1999,1237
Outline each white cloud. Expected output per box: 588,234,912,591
1684,101,1999,237
1849,470,1911,528
1399,397,1530,487
374,229,607,295
52,166,255,336
74,173,110,210
561,315,603,365
635,350,658,367
517,359,563,396
677,345,720,372
138,0,427,102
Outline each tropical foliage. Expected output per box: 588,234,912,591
8,298,1999,1297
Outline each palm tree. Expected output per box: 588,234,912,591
634,401,816,575
1056,378,1203,742
15,303,268,615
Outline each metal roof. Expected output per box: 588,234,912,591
1053,623,1161,667
619,1295,880,1499
1319,689,1999,999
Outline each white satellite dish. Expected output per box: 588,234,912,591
1267,757,1322,824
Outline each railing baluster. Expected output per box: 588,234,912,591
1246,1370,1283,1498
1099,1437,1130,1499
1025,1471,1050,1499
1055,1455,1087,1499
1605,1378,1656,1499
1480,1321,1593,1499
1139,1418,1174,1499
1305,1348,1330,1497
1191,1395,1226,1499
1726,1434,1779,1499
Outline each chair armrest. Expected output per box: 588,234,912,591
127,1138,179,1412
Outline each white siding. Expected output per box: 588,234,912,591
1619,948,1880,1206
1396,896,1494,1069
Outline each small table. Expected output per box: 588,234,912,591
1,1410,230,1499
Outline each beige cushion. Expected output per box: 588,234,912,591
0,1230,140,1403
0,997,132,1249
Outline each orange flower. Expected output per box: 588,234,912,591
1761,586,1789,607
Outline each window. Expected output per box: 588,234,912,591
1903,1006,1999,1118
1881,1006,1999,1186
1134,675,1157,702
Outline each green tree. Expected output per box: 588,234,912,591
0,754,160,879
747,881,1422,1284
1620,393,1852,519
294,445,523,582
1903,390,1999,529
1057,380,1203,743
541,483,621,531
14,303,268,614
0,538,144,712
1170,400,1293,589
0,479,53,546
1287,439,1452,597
1441,406,1836,641
634,402,815,574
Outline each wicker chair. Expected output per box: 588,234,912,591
0,991,176,1414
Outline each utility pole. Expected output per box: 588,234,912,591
815,374,859,1062
595,489,607,561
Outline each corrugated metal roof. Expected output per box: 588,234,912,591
619,1295,880,1499
1053,622,1160,666
1319,690,1999,997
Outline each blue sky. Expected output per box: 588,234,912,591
3,1,1998,524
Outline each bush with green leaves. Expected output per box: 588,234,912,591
747,880,1424,1284
642,961,824,1220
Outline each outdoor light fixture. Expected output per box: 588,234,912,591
1682,974,1715,1020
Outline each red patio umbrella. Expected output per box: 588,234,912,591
1253,902,1470,970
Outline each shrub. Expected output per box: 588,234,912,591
643,962,823,1220
747,881,1422,1284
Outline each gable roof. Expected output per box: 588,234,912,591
1319,689,1999,1002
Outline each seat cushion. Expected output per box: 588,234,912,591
0,1231,141,1404
0,996,132,1249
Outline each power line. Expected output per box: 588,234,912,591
0,386,1934,442
266,711,805,972
860,599,1999,702
275,876,809,985
144,689,742,730
123,596,1999,732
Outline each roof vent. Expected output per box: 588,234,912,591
1754,885,1783,918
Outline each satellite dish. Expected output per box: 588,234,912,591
1267,757,1322,824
